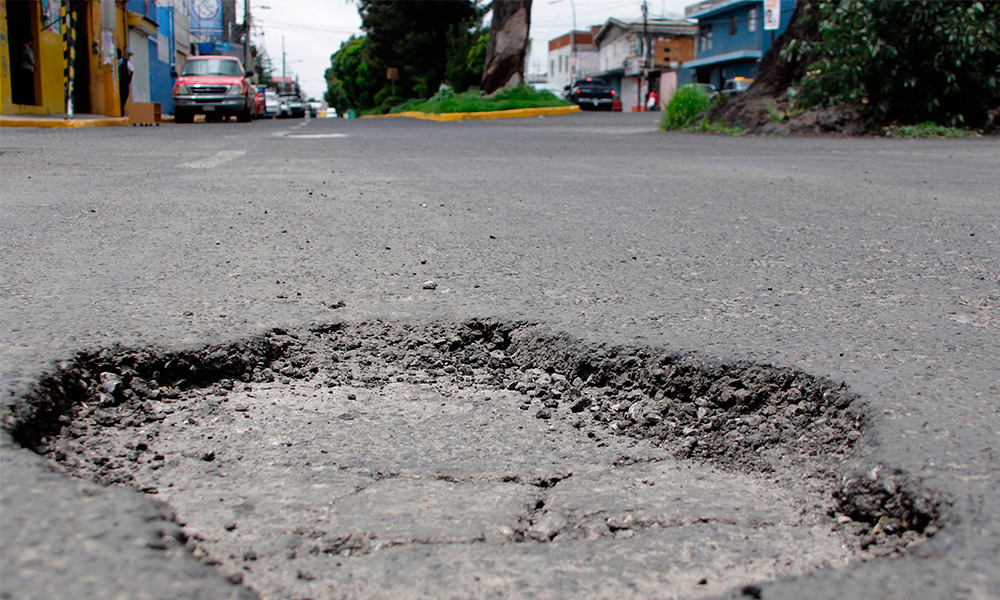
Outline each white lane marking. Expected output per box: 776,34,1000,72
177,150,247,169
281,133,349,139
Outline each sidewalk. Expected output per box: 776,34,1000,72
0,113,130,129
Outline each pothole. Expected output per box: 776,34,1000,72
7,319,941,599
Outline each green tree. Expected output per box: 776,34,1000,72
252,44,276,86
359,0,480,101
446,23,489,92
788,0,1000,127
325,36,381,113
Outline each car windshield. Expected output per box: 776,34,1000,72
181,58,242,76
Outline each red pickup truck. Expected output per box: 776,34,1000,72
172,56,256,123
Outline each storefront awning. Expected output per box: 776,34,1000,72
680,49,762,69
126,12,158,37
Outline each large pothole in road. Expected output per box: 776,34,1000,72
11,320,939,600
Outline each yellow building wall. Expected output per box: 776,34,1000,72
1,0,126,116
1,0,66,115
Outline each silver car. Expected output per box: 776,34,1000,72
264,90,279,117
278,94,305,119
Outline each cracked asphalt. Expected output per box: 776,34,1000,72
2,113,999,599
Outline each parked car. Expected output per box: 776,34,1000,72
172,56,255,123
306,101,324,118
565,77,616,111
278,94,305,118
719,77,753,98
693,83,719,99
323,107,338,118
264,90,279,117
252,85,266,118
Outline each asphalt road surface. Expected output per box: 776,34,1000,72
2,113,998,600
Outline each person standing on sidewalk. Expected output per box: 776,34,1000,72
118,50,134,115
15,37,36,105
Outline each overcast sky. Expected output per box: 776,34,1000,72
241,0,693,101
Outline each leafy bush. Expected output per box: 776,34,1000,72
764,100,786,123
660,84,713,130
784,0,1000,127
364,96,407,116
885,122,980,138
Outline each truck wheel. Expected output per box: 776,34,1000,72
237,106,252,123
174,110,194,123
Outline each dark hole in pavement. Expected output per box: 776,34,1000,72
7,319,941,599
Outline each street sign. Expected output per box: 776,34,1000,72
386,68,398,80
764,0,781,30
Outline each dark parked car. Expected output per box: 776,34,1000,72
565,77,616,111
172,56,255,123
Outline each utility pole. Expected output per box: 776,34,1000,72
569,0,577,82
641,0,649,111
642,0,650,69
550,0,577,85
244,0,251,74
282,35,286,94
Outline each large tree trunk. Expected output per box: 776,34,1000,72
481,0,532,94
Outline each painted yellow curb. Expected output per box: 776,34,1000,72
363,104,580,122
0,116,130,129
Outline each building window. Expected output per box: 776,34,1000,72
699,24,713,52
730,14,737,35
748,6,759,32
551,60,555,75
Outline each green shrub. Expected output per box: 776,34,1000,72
362,96,406,116
764,100,786,123
784,0,1000,128
885,122,980,138
660,84,713,130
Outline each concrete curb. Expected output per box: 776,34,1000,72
0,116,130,129
362,105,581,122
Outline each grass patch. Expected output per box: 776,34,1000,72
885,122,980,138
387,86,571,114
660,84,714,130
765,100,786,123
685,120,747,136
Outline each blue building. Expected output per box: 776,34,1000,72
679,0,795,90
125,0,177,115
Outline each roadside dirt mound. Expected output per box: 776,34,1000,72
6,319,941,599
702,0,865,136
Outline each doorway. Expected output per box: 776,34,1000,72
71,1,92,113
5,0,39,105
